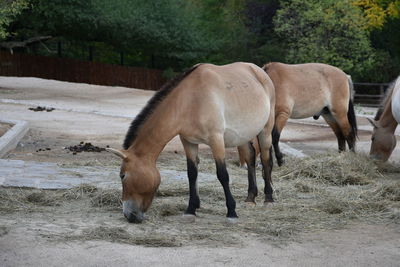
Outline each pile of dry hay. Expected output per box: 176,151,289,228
0,152,399,247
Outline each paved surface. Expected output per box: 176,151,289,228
1,77,399,267
0,158,215,189
0,76,399,190
0,119,29,158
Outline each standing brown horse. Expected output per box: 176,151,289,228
240,62,357,167
239,63,357,167
368,76,400,161
107,62,276,223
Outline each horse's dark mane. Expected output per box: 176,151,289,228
262,62,274,73
375,76,399,120
123,65,200,149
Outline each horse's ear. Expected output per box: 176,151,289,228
106,148,128,160
367,118,379,128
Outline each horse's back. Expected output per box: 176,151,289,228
392,77,400,123
265,62,350,118
177,62,274,147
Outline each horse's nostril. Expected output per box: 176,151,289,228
124,212,144,223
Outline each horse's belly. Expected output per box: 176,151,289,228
223,115,268,147
291,102,327,119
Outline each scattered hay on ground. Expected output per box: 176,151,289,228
275,152,381,185
1,152,399,246
25,191,60,206
90,189,121,208
62,226,181,247
0,184,121,212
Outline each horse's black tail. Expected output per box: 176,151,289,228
347,99,358,140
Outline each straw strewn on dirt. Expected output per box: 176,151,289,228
1,152,399,247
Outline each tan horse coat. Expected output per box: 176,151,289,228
239,62,357,167
108,62,275,223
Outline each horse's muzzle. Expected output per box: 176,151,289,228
123,200,144,223
124,211,144,223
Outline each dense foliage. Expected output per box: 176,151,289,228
0,0,28,39
2,0,400,82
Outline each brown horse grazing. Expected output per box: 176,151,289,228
367,76,400,161
107,62,276,223
257,62,357,166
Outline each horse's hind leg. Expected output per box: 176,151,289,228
209,135,237,219
322,113,346,151
273,111,289,166
272,126,283,166
237,146,247,168
330,110,355,151
180,137,200,216
257,118,274,203
238,142,258,203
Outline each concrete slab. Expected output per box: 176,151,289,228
0,119,29,158
0,159,216,189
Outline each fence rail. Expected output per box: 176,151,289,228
353,82,391,107
0,51,166,90
0,51,392,106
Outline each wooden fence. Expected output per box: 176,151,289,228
353,82,391,107
0,51,166,90
0,50,392,105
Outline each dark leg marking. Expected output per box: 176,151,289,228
244,142,258,203
261,148,274,202
272,126,284,167
322,112,346,152
215,160,237,218
346,100,358,151
185,158,200,215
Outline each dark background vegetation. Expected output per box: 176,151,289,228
1,0,400,82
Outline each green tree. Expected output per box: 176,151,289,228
12,0,217,68
274,0,376,79
0,0,28,40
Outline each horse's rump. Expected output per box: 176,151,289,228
263,62,350,119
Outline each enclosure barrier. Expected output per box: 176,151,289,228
353,82,390,107
0,51,166,90
0,50,391,103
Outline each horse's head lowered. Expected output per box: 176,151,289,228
367,118,397,162
107,148,160,223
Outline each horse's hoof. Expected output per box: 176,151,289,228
239,164,247,169
225,217,238,225
244,201,256,207
263,201,276,207
181,214,196,223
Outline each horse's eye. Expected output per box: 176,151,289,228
120,173,125,180
371,137,375,141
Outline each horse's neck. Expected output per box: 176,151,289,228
129,100,180,161
379,99,398,132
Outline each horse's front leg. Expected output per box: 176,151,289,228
210,135,238,221
238,142,258,204
180,137,200,219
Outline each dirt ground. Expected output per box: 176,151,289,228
0,122,11,137
0,77,399,266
